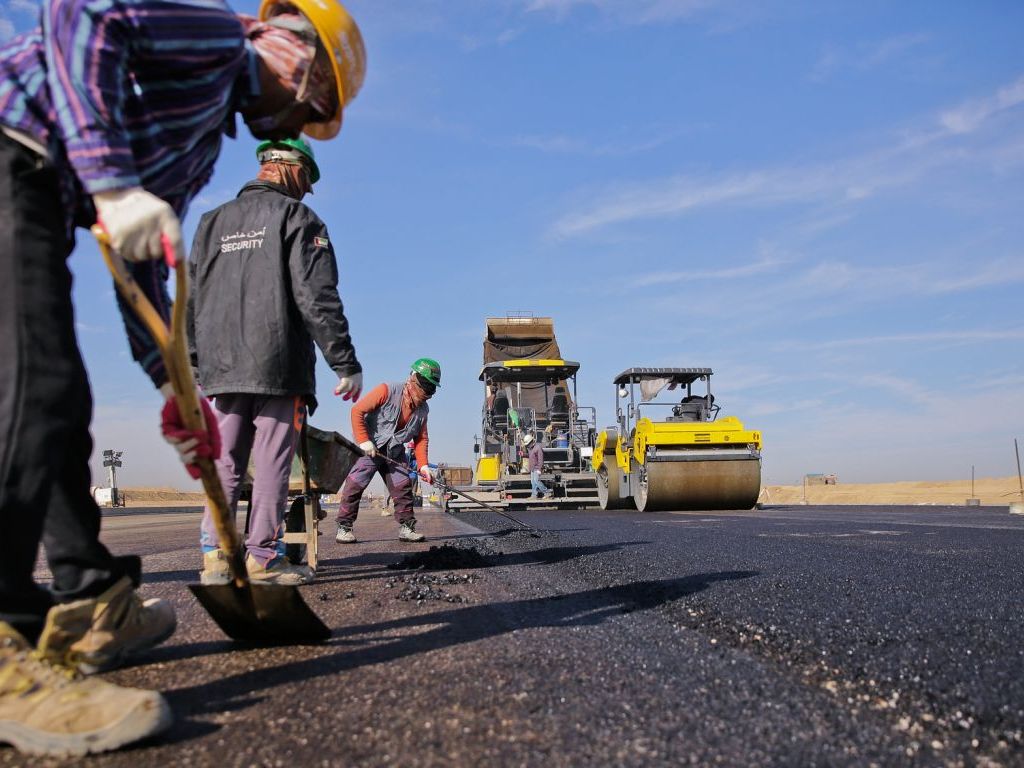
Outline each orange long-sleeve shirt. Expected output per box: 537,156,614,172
351,383,429,468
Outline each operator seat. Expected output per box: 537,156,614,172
492,391,510,432
549,392,570,427
672,395,712,422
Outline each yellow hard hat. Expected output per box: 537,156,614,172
259,0,366,140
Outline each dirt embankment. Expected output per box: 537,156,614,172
761,476,1024,506
117,487,206,507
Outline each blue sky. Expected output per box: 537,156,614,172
3,0,1023,488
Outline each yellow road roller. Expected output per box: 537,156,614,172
592,368,762,511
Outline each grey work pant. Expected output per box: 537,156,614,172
200,394,301,565
336,449,414,527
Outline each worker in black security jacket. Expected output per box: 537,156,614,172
187,138,361,586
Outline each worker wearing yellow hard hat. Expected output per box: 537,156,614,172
258,0,367,140
0,0,365,757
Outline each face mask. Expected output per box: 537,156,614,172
245,101,306,138
414,373,437,397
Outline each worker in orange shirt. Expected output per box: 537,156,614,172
335,359,440,543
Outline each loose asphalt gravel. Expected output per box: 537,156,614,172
7,503,1024,767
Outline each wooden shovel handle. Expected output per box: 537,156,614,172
92,226,247,587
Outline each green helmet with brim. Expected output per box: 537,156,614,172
256,137,320,184
411,357,441,388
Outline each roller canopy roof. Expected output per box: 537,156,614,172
480,359,580,383
613,368,713,386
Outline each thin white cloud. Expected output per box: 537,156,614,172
8,0,38,13
550,74,1024,238
786,329,1024,352
504,127,686,156
628,251,1024,336
0,17,14,41
810,33,929,83
758,381,1024,482
939,75,1024,135
525,0,719,24
629,253,787,288
798,254,1024,299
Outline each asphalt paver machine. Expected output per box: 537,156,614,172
453,316,599,510
593,368,762,511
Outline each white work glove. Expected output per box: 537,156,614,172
359,440,377,457
334,372,363,402
93,187,184,263
418,465,435,484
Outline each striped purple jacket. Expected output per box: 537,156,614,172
0,0,259,386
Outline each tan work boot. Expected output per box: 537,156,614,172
37,576,176,675
0,622,171,756
245,553,314,586
398,520,425,542
200,549,231,585
335,524,357,544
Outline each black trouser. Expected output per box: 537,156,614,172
0,134,137,643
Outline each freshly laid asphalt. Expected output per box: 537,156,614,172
9,503,1024,767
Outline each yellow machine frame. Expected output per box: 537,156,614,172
601,416,762,474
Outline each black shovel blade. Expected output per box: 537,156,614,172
188,583,331,645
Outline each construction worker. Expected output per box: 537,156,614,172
523,433,552,499
335,360,442,544
188,138,361,586
0,0,364,756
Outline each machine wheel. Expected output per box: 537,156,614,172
631,459,652,512
597,460,635,511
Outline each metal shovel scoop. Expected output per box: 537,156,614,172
94,226,329,644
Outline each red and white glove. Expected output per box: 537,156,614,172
334,372,363,402
418,465,435,484
160,393,222,479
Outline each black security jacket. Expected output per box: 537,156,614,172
187,181,360,410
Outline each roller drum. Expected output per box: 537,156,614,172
633,457,761,512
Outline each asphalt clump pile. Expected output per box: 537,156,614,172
386,572,479,604
387,543,495,571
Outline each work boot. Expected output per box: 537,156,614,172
0,622,171,756
335,524,357,544
398,520,425,542
245,554,313,586
37,577,176,675
200,549,231,585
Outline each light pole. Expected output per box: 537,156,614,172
102,449,123,507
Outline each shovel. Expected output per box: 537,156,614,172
93,226,329,644
332,434,542,537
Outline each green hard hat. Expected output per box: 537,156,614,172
255,137,320,184
411,357,441,388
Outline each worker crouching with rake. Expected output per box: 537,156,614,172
0,0,365,756
335,360,441,544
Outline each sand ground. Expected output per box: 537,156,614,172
760,475,1024,506
112,476,1024,508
